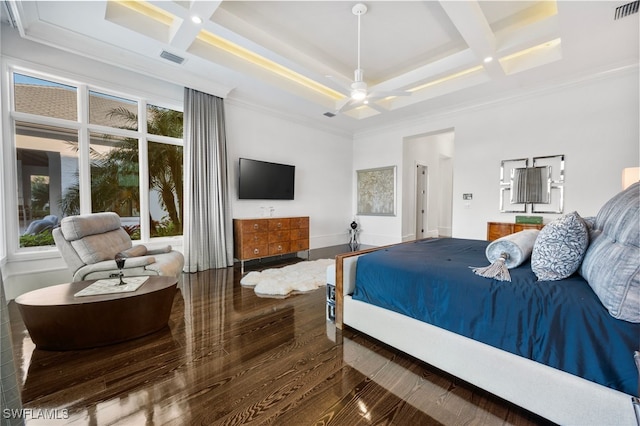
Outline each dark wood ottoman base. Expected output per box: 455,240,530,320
15,276,178,351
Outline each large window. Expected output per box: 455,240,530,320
11,71,183,249
15,121,79,247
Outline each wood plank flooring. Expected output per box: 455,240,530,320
8,246,552,425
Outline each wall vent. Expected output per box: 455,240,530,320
615,0,639,19
160,50,185,64
323,112,336,118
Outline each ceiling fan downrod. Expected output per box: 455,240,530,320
351,3,368,100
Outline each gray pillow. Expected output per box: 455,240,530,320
531,211,589,281
580,182,639,323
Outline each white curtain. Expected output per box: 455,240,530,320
183,88,233,272
1,272,24,426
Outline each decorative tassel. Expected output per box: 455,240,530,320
472,253,512,282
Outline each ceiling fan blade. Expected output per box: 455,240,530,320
365,102,388,114
336,98,357,113
368,90,412,99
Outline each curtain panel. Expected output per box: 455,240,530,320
183,88,233,272
1,271,24,426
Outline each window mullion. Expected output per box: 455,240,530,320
139,99,150,242
77,84,91,215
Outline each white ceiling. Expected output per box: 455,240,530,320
3,1,639,134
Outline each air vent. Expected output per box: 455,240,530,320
615,0,639,19
323,112,336,118
160,50,185,65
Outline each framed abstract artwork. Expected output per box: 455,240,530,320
357,166,396,216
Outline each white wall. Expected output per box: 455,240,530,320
353,67,639,244
224,101,353,248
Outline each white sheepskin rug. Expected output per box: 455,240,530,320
240,259,335,298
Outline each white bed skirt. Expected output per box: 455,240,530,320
343,294,636,425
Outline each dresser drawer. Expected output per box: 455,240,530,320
514,223,544,233
269,218,290,231
290,228,307,240
269,241,291,255
242,244,269,260
290,217,309,229
290,239,309,251
242,232,268,246
269,230,291,242
239,219,269,234
487,222,513,241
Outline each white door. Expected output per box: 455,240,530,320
416,164,428,240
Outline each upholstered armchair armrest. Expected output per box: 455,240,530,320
146,245,172,255
73,256,156,281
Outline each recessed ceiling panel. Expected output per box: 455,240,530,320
212,1,467,84
104,0,174,44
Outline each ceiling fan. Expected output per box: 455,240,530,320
334,3,411,114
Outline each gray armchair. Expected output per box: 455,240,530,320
53,212,184,281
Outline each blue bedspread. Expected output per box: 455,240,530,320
352,238,640,396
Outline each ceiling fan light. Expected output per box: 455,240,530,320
351,89,367,101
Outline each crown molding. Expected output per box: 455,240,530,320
225,95,354,140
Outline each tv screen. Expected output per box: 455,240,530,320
238,158,295,200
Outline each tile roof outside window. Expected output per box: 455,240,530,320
14,85,77,121
14,84,139,129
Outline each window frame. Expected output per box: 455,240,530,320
3,64,184,260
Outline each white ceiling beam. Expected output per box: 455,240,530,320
167,1,223,50
370,48,478,92
438,0,505,80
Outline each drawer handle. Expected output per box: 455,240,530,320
277,245,282,251
277,222,282,228
254,235,258,241
253,223,259,230
253,248,259,254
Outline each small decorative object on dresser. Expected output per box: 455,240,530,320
486,221,544,241
233,217,309,273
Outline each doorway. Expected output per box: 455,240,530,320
402,129,454,240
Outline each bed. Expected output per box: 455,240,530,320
332,183,640,425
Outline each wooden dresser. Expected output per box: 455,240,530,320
487,222,544,241
234,217,309,272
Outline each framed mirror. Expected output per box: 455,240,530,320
499,154,564,213
499,158,528,212
532,154,564,213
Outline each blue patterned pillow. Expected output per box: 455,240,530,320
531,211,589,281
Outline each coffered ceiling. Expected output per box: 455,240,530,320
2,1,639,133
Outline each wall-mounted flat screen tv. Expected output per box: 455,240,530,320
238,158,295,200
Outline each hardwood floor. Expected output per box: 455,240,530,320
8,246,552,425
